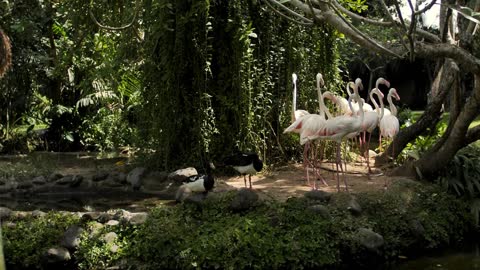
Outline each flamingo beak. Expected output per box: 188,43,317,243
385,80,391,88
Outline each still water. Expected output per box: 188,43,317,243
393,243,480,270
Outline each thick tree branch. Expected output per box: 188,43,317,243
415,43,480,73
465,125,480,146
264,0,314,25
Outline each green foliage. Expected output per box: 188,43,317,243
140,0,342,169
2,212,79,269
437,145,480,198
75,221,135,270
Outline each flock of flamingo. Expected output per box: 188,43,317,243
284,73,401,192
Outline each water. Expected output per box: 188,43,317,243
1,192,172,212
393,243,480,270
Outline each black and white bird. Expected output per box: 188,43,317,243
175,162,215,202
224,152,263,189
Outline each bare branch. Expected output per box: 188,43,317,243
329,0,390,26
465,125,480,146
407,0,417,61
267,0,315,23
416,43,480,73
263,0,314,25
466,0,480,35
378,0,410,51
414,0,438,16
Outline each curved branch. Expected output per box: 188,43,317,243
264,0,313,25
378,0,409,52
89,0,140,31
414,0,438,16
465,125,480,146
415,43,480,73
329,0,390,26
267,0,315,23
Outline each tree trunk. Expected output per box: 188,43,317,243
0,27,12,78
375,59,456,165
391,71,480,179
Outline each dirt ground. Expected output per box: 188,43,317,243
216,160,395,201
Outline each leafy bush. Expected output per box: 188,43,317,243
2,212,80,269
437,145,480,197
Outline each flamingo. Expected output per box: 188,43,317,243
359,78,390,170
291,73,310,122
379,88,401,159
284,73,330,189
307,79,365,192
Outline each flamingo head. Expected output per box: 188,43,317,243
316,73,324,88
376,77,391,88
390,88,400,101
292,73,297,83
355,78,363,91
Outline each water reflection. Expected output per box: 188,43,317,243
393,243,480,270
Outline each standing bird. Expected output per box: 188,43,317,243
224,152,263,189
379,88,401,158
359,78,390,171
175,162,215,202
291,73,310,123
284,73,330,188
308,79,365,192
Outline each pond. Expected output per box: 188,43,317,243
392,243,480,270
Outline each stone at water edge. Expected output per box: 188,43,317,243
43,247,71,264
92,172,109,182
32,176,47,185
127,167,147,190
307,204,331,219
347,198,362,216
47,173,63,182
168,167,198,183
0,207,12,220
355,228,385,253
61,225,84,250
230,188,259,212
304,190,332,203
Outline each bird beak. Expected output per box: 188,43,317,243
385,80,391,88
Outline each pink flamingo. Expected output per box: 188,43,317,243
307,79,365,192
379,88,401,158
284,73,330,188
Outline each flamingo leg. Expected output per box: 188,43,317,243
335,143,341,192
366,132,373,176
303,142,311,187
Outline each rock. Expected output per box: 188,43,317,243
43,247,71,264
89,221,104,237
409,219,425,239
143,171,169,190
47,173,63,182
98,213,113,223
168,167,197,183
17,181,33,189
230,188,259,212
103,232,118,244
307,204,331,219
32,176,47,185
128,212,148,225
0,207,12,219
127,167,147,190
81,212,102,222
98,179,124,188
55,175,74,185
0,178,5,185
13,211,30,219
106,220,120,226
355,228,385,252
113,209,130,221
70,175,84,187
304,190,332,203
183,193,208,205
108,171,127,184
347,198,362,216
61,225,84,250
32,210,47,218
92,172,109,182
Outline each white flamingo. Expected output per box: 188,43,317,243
307,79,365,192
379,88,401,158
291,73,309,123
359,78,390,170
284,73,330,188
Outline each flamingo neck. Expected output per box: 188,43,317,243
292,83,297,121
317,80,332,119
371,89,384,119
387,93,397,116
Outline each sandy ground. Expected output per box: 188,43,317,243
216,160,394,201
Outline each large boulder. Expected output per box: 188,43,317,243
355,228,385,253
61,225,84,250
230,188,259,212
0,207,12,219
168,167,197,183
42,247,71,264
